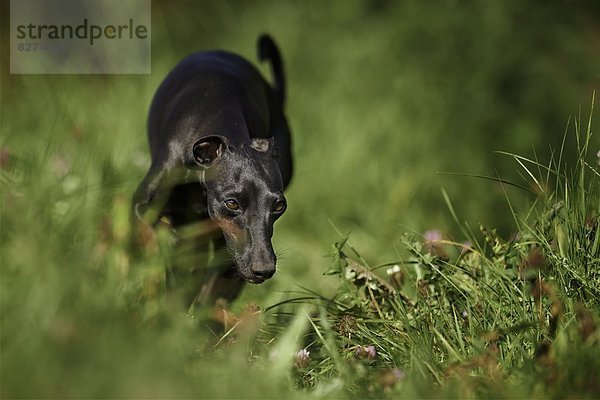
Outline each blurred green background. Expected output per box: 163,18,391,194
1,0,599,397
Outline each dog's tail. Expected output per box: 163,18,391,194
258,34,286,106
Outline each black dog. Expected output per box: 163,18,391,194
132,35,292,307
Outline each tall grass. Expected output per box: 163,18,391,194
258,105,599,398
2,100,597,397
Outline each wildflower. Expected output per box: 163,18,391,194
295,348,310,368
424,229,443,243
386,264,401,275
386,264,404,289
423,229,448,259
364,345,377,359
391,368,405,380
379,367,405,389
356,345,377,359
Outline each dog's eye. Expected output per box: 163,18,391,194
273,200,286,214
224,199,240,210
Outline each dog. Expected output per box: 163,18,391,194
132,35,292,308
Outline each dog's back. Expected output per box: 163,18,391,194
147,37,289,176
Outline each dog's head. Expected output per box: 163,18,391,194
191,135,286,283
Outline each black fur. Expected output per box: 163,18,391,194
132,35,292,307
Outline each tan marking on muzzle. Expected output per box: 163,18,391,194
215,218,245,242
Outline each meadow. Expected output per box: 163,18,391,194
1,1,599,398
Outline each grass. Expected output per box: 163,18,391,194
1,1,600,398
4,107,597,398
281,114,600,397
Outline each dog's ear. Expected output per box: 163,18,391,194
250,137,279,159
193,135,229,166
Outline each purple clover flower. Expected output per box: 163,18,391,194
380,367,406,389
356,345,377,359
295,348,310,368
424,229,443,243
423,229,448,258
391,367,405,381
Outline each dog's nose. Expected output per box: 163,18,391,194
250,265,275,281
